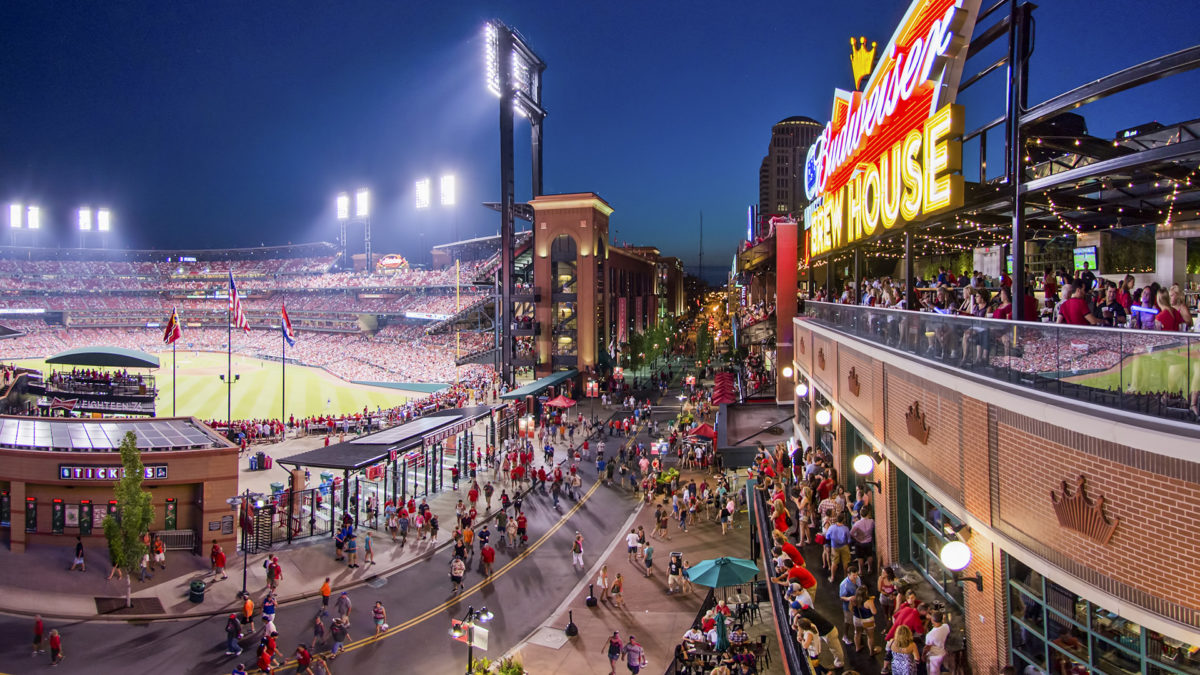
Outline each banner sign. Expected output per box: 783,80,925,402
423,418,475,449
804,0,980,258
59,464,168,481
405,311,452,321
617,298,627,345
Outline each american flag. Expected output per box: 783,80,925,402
228,271,250,333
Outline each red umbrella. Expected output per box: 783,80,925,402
545,395,577,408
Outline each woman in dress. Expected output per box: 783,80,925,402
887,624,921,675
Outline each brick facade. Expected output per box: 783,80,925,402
794,317,1200,670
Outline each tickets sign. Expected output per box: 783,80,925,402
804,0,981,257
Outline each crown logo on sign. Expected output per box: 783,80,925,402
798,336,805,355
847,367,860,397
1051,475,1119,545
850,36,877,90
905,401,929,444
817,348,826,371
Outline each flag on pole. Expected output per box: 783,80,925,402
163,307,182,344
228,271,250,333
281,303,296,347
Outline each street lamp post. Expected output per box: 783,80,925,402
449,605,494,674
236,489,266,597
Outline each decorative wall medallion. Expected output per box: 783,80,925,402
798,336,806,355
847,367,861,397
817,348,826,371
1051,475,1119,545
905,401,929,444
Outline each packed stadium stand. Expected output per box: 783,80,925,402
0,243,498,385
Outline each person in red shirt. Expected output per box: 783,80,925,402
1042,267,1058,303
816,471,836,501
1154,289,1184,331
1057,285,1100,326
480,543,495,576
211,540,228,580
887,601,927,640
48,629,63,665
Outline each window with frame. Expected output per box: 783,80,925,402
1004,552,1199,675
899,475,966,612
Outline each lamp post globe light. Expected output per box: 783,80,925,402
450,605,494,674
940,540,972,571
853,453,875,476
815,408,832,427
781,365,794,379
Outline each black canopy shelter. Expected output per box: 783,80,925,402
277,406,492,531
45,346,160,370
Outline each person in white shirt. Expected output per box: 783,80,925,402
682,625,705,647
626,530,641,563
924,610,950,674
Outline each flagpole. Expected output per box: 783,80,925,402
227,280,232,431
455,259,461,385
282,323,286,429
172,339,176,417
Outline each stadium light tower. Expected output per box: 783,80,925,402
415,179,431,210
484,19,546,385
441,175,456,207
335,188,372,272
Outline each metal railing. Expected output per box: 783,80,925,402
806,301,1199,425
750,479,812,675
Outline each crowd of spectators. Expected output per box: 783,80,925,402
0,324,492,385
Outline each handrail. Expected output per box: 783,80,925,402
749,478,812,675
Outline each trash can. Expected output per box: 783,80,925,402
270,482,285,495
189,579,206,603
249,455,258,471
754,579,768,602
255,451,266,470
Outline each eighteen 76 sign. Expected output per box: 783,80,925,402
804,0,982,257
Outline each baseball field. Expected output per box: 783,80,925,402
5,351,434,421
1064,343,1200,395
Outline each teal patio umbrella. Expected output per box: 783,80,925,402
687,556,760,589
714,613,730,652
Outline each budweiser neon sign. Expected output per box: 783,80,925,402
804,0,981,257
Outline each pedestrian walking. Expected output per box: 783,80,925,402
48,629,63,666
480,543,495,577
449,556,466,594
345,534,359,568
231,663,248,675
211,540,228,580
69,536,86,572
571,532,585,570
152,533,167,569
429,514,440,543
597,566,610,603
335,591,352,625
363,531,375,565
32,614,45,656
294,644,314,675
224,612,244,655
643,543,655,578
372,601,388,635
241,592,256,633
603,631,623,674
329,618,350,660
625,529,639,563
505,516,517,549
611,573,626,608
312,612,328,649
622,635,647,674
261,592,277,630
320,577,331,607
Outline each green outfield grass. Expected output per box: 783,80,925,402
1064,343,1200,394
6,352,429,421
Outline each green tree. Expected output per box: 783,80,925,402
103,431,155,608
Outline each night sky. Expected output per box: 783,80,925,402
1,1,1197,274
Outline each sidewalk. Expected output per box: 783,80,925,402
0,416,510,622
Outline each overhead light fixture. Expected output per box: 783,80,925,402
415,178,431,209
441,175,456,206
97,208,111,232
26,206,40,230
336,193,350,221
77,207,93,231
355,188,370,218
9,203,22,229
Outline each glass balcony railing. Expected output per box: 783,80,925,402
805,301,1199,424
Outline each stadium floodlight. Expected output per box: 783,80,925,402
78,207,93,231
9,204,22,229
97,208,111,232
415,178,431,209
27,206,40,230
483,20,546,119
355,188,370,218
336,192,350,221
441,175,456,206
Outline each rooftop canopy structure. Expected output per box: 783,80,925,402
45,346,160,369
499,369,578,400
